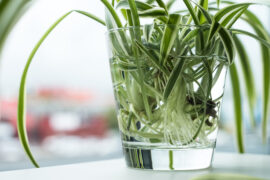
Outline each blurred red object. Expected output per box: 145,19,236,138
37,115,108,141
0,99,35,136
0,87,109,142
37,88,94,103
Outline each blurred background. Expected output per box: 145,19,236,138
0,0,269,171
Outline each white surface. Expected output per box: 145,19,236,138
0,153,269,180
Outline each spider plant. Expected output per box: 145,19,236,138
15,0,270,168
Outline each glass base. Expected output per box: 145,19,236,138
123,146,214,170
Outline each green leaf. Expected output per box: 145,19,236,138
115,0,128,20
127,0,140,27
135,40,169,76
116,0,153,11
74,10,106,25
155,0,168,14
0,0,31,54
163,58,186,101
198,0,208,23
183,0,200,25
218,27,235,64
127,0,141,42
105,9,131,56
182,29,200,43
191,0,212,23
160,14,181,65
138,7,167,17
17,10,105,168
220,6,248,28
117,60,138,71
101,0,123,27
217,0,220,8
166,0,177,10
207,3,251,43
146,0,155,4
242,10,270,142
233,36,256,127
230,64,244,153
231,29,270,49
241,11,270,142
203,58,212,99
226,8,248,29
143,24,154,42
214,3,252,22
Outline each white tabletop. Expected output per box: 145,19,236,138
0,153,269,180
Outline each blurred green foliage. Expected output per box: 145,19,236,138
0,0,31,54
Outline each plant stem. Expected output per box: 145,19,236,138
169,150,174,170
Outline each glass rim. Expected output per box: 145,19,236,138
106,23,210,33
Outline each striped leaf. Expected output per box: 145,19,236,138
163,58,186,101
135,40,169,76
183,0,200,25
138,7,167,17
116,0,153,11
218,27,235,64
207,3,251,42
233,36,256,127
17,10,105,168
230,64,245,153
160,14,181,65
155,0,168,14
241,10,270,143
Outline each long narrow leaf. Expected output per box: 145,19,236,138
230,64,245,153
219,6,249,28
135,40,169,76
163,58,186,101
0,0,31,54
116,0,128,20
166,0,177,10
17,10,105,168
75,10,106,25
198,0,208,24
218,27,235,64
155,0,168,14
160,14,181,65
127,0,141,41
138,8,167,17
220,2,270,144
241,10,270,142
207,3,251,42
183,0,200,25
217,0,220,8
226,7,248,28
231,29,270,48
127,0,140,27
214,3,252,22
116,0,152,11
101,0,123,27
191,0,212,23
234,36,256,127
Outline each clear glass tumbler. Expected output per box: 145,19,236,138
106,24,228,170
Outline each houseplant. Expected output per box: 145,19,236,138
16,0,270,170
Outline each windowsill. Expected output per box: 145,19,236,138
0,152,269,179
